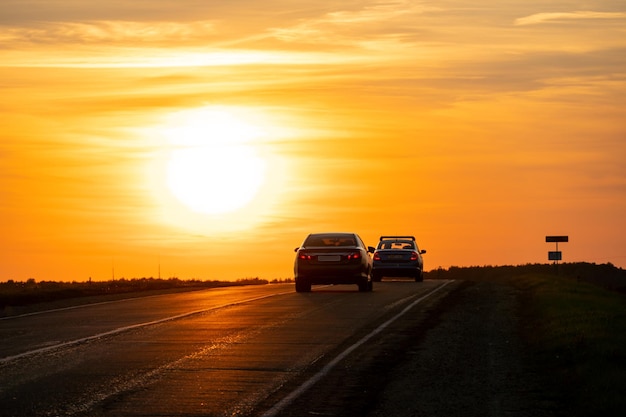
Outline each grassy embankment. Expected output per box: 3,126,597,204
428,263,626,417
518,273,626,416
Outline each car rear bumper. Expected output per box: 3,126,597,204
295,264,369,284
372,263,421,277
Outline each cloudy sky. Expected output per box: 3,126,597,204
1,1,625,281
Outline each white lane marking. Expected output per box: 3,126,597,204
0,289,293,365
261,280,453,417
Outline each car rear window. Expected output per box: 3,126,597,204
305,235,357,247
378,240,415,250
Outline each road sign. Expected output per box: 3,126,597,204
546,235,568,265
548,251,562,261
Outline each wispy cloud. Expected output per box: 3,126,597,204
269,0,437,46
515,11,626,26
0,20,216,45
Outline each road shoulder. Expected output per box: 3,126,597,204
366,280,560,417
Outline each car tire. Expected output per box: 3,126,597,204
358,280,369,292
414,271,423,282
372,273,382,282
295,280,311,292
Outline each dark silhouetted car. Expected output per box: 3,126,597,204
294,232,375,292
372,235,426,282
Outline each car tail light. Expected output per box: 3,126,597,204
298,251,313,261
347,252,361,260
373,252,381,261
410,251,419,261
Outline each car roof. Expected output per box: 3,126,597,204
379,235,415,241
303,233,360,247
309,232,356,236
307,232,357,239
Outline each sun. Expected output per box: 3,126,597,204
167,145,265,214
163,108,267,215
145,106,290,233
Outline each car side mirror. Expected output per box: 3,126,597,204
368,246,376,253
294,247,300,252
420,249,427,254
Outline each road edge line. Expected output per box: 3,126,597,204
260,280,453,417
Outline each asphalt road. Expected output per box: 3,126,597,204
0,280,456,417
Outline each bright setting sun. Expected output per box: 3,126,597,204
143,106,289,236
163,109,266,215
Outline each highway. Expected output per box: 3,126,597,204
0,281,454,417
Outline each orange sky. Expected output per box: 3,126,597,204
1,1,625,281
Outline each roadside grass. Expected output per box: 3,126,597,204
515,273,626,416
426,263,626,415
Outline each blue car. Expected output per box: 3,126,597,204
372,236,426,282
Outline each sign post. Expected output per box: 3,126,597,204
545,236,568,267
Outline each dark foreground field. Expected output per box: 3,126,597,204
426,263,626,417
